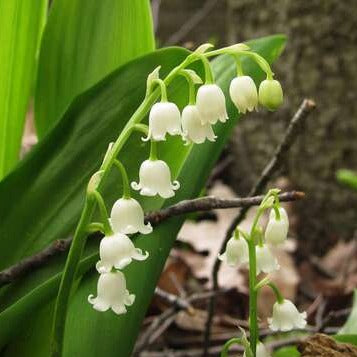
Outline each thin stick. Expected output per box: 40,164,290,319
0,191,303,288
203,99,316,355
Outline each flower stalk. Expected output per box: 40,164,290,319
219,190,306,357
247,234,258,356
51,42,281,357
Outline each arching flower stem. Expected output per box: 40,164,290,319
133,123,149,137
91,190,113,235
268,282,284,304
150,78,168,102
113,160,131,199
206,47,274,79
86,222,105,234
234,54,244,77
220,338,242,357
180,70,197,105
196,53,214,84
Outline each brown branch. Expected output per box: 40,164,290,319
0,191,303,288
0,238,72,285
145,190,304,224
203,98,316,355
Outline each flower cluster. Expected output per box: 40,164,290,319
219,190,306,356
86,43,284,318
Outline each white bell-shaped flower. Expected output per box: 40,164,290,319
268,299,307,331
131,159,180,198
265,207,289,245
218,235,249,267
243,342,271,357
196,84,228,125
181,105,216,145
110,197,152,235
88,271,135,315
96,233,149,273
256,244,280,274
229,76,258,114
144,102,182,141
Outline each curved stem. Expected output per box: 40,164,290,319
91,191,112,235
179,71,197,105
206,48,274,79
268,282,284,304
86,222,105,234
197,54,214,84
245,52,274,79
152,78,168,102
220,338,242,357
113,160,131,199
133,123,149,136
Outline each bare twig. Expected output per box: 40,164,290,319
146,191,303,224
135,288,229,355
203,99,316,355
155,287,192,311
0,191,303,287
165,0,219,45
135,306,177,355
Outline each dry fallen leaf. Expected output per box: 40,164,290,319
298,334,357,357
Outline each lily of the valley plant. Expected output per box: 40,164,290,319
51,42,285,357
220,189,307,357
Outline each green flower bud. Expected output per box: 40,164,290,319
258,79,283,111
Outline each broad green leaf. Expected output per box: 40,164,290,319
0,36,286,355
273,346,300,357
337,169,357,191
339,289,357,334
334,334,357,345
34,0,155,138
0,0,47,179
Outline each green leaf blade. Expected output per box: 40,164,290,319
0,0,47,179
34,0,155,138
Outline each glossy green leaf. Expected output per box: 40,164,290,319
339,289,357,334
334,334,357,345
0,36,286,356
34,0,155,138
273,346,300,357
0,0,47,179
